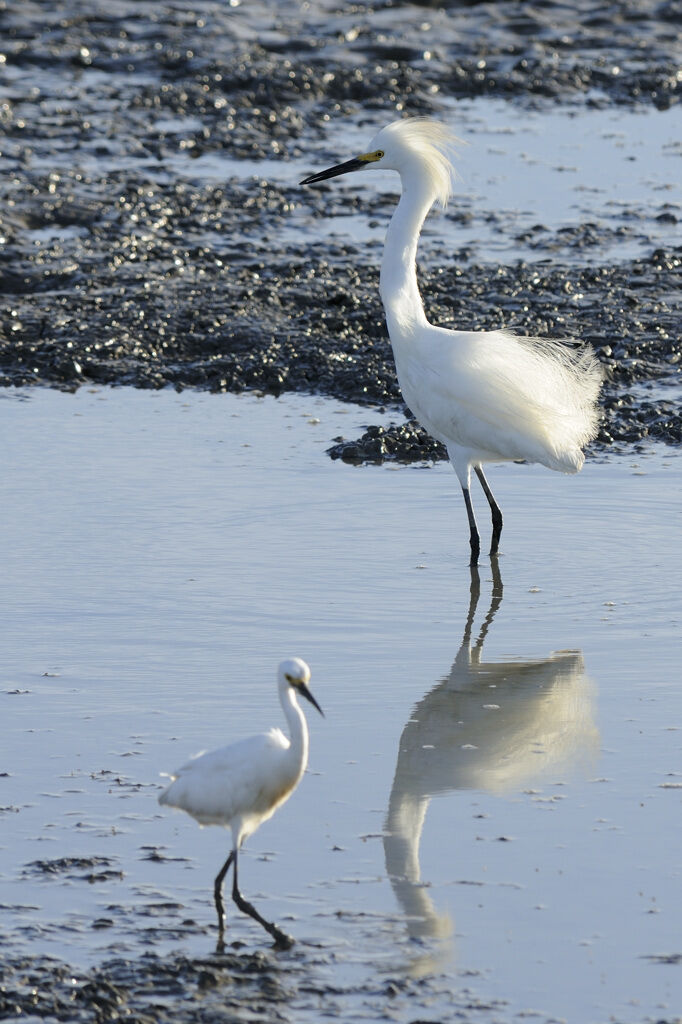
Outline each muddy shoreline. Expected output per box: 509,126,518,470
0,942,506,1024
1,2,681,1019
1,0,680,464
1,175,680,457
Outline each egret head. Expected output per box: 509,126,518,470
279,657,324,716
300,118,459,207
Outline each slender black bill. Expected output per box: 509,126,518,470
300,156,368,185
298,681,325,717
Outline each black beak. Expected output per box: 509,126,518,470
300,156,368,186
298,681,325,717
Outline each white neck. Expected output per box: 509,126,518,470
379,173,435,341
280,684,309,773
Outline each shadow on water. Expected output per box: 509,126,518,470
383,560,599,965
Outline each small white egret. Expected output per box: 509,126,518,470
158,657,323,948
301,119,603,565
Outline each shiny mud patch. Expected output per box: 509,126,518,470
0,944,510,1024
0,1,680,456
0,948,299,1023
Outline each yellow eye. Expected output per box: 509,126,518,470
376,150,384,159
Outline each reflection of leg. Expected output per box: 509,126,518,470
214,850,234,933
474,465,503,555
475,555,504,654
462,564,481,649
231,849,294,949
461,486,480,567
490,552,503,599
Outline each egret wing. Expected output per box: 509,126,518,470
399,326,601,468
158,728,291,826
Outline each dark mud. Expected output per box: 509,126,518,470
1,168,679,456
0,948,299,1023
1,0,681,466
1,0,680,122
24,856,124,884
0,944,513,1024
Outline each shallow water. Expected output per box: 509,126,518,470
1,387,680,1022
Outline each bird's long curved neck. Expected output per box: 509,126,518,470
379,176,436,340
282,689,309,772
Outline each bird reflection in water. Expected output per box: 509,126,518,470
384,559,598,963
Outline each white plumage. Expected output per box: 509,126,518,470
160,728,298,831
301,118,603,564
158,657,323,948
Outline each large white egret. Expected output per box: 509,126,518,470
301,119,602,565
158,657,323,948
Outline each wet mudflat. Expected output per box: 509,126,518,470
1,0,681,1019
0,1,680,456
2,388,681,1023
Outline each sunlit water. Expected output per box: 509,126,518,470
1,387,680,1023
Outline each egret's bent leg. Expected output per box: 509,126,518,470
231,850,294,949
214,850,235,932
461,487,480,567
474,465,503,555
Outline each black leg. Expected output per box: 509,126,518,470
214,850,234,934
474,465,503,555
461,486,480,567
490,552,503,600
231,849,294,949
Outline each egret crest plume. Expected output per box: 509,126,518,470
370,118,461,207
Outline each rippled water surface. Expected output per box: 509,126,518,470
2,387,680,1023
